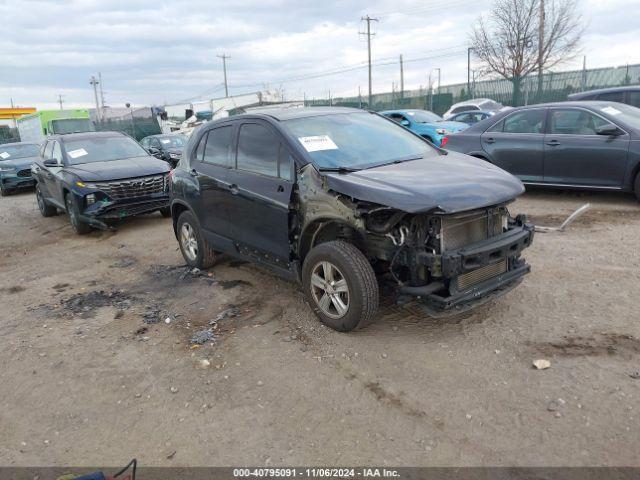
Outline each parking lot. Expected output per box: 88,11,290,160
1,187,639,467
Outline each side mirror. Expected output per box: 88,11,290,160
400,119,410,127
596,123,622,136
43,158,59,167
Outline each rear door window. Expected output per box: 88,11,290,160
502,110,546,134
237,123,279,177
628,91,640,108
596,91,624,102
202,126,233,167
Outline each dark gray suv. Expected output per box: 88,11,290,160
169,108,534,332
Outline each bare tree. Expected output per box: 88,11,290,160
471,0,583,104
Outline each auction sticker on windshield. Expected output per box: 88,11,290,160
0,152,10,159
298,135,338,152
67,148,88,159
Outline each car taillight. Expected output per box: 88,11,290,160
440,136,449,148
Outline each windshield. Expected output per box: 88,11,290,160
282,112,436,170
598,103,640,130
406,110,442,123
157,135,186,148
63,136,149,165
51,118,95,134
0,144,39,160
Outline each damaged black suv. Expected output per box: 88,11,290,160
169,107,534,331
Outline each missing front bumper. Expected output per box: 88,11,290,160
421,263,530,316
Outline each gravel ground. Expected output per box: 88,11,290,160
0,187,638,467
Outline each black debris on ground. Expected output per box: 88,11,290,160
190,329,215,345
149,264,216,285
61,290,134,317
142,303,163,324
211,306,240,325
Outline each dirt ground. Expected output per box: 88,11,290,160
0,187,639,467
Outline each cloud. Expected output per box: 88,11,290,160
0,0,638,109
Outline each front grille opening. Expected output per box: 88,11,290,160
456,259,508,291
91,175,166,200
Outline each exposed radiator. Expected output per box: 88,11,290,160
440,210,505,251
457,259,508,291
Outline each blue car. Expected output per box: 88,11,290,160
380,109,468,147
0,141,40,196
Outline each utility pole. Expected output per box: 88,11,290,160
57,94,64,110
427,72,433,111
360,15,378,109
399,54,404,98
581,55,587,91
10,98,17,128
89,75,101,122
467,47,473,99
537,0,545,100
98,72,106,113
358,86,362,109
217,54,230,97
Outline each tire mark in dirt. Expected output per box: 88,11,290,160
530,332,640,358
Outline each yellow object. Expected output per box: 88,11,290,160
0,107,36,120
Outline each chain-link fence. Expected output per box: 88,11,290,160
310,63,640,115
0,126,20,145
92,107,161,141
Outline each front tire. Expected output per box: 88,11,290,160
177,210,216,268
302,240,379,332
0,186,11,197
634,172,640,202
65,193,91,235
36,184,57,217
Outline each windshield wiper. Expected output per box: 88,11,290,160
362,155,424,169
318,166,361,173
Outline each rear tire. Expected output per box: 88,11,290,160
65,193,91,235
177,210,216,268
302,240,379,332
634,173,640,202
36,184,57,217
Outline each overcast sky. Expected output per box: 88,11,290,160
1,0,639,110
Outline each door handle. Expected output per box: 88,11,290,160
485,137,495,144
190,168,198,176
546,140,561,146
277,185,285,193
229,184,239,195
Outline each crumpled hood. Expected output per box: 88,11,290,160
0,155,39,172
65,156,170,181
323,152,525,214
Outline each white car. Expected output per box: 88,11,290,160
442,98,504,119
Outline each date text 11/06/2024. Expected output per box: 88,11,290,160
233,468,401,478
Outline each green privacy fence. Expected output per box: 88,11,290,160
308,63,640,115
